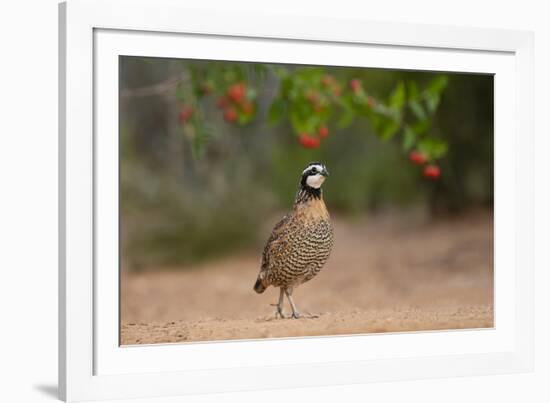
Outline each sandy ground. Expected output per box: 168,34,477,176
121,211,493,345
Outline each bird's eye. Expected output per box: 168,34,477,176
311,168,317,174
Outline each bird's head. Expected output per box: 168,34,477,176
300,162,329,190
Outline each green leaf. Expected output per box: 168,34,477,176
402,126,416,151
280,76,292,98
238,112,254,125
268,98,286,125
407,81,420,100
288,104,321,134
409,99,427,121
289,109,308,133
337,106,355,129
426,75,449,96
253,64,268,81
223,69,237,84
411,119,431,135
305,115,322,132
271,65,289,78
389,81,406,110
297,67,324,85
417,137,448,159
379,120,400,141
424,75,448,113
425,94,441,113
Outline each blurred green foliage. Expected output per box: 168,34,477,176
120,57,493,270
170,60,449,162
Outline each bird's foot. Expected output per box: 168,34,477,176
270,303,286,319
291,311,319,319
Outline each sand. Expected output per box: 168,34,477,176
121,211,493,345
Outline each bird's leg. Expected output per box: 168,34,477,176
284,288,319,319
270,288,286,319
284,288,302,319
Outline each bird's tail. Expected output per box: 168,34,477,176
253,277,266,294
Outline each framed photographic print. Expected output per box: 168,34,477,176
59,0,534,401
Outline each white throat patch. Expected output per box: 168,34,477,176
306,173,325,189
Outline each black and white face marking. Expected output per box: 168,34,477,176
301,162,329,189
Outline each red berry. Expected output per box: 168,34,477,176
309,138,321,148
227,82,246,104
409,150,427,165
317,126,329,138
423,165,441,180
298,134,321,149
350,78,362,93
224,107,238,122
178,105,193,124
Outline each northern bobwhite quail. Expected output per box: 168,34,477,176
253,162,334,319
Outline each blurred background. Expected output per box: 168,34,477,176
119,57,494,344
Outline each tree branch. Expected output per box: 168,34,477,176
120,72,189,98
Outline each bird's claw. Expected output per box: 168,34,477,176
270,303,286,319
291,311,319,319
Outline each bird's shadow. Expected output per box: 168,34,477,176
34,384,59,400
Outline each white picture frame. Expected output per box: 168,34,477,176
59,0,534,401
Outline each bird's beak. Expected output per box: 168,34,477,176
321,167,330,177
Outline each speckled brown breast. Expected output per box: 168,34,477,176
260,198,334,288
